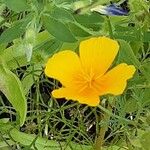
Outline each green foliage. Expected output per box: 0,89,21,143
0,0,150,149
43,15,77,43
0,122,93,150
0,15,32,44
3,0,29,12
117,40,140,67
0,63,26,126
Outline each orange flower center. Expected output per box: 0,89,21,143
73,68,100,94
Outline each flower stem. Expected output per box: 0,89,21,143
95,99,113,150
106,16,114,38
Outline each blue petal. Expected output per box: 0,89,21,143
105,4,128,16
91,4,128,16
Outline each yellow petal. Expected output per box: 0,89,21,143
52,88,76,99
78,94,100,106
79,36,119,76
98,63,136,95
44,50,82,87
52,88,100,106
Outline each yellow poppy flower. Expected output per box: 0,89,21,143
45,37,136,106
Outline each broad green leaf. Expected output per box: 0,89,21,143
0,16,31,44
74,12,104,24
73,13,103,33
50,6,75,22
109,16,129,25
35,31,53,45
0,64,27,126
73,0,92,11
68,22,91,37
34,39,62,55
43,15,77,43
83,23,102,31
117,40,140,68
4,0,28,12
61,41,79,51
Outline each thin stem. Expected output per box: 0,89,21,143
36,79,42,136
95,100,112,150
106,16,114,38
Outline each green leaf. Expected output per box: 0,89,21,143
35,31,53,45
0,16,31,44
34,38,62,55
74,12,104,24
0,64,27,126
0,31,53,71
73,13,104,34
60,42,79,51
43,15,77,43
0,140,14,150
68,22,91,37
117,40,140,68
83,23,102,31
4,0,28,12
0,44,27,70
114,26,142,42
22,65,42,95
50,6,75,22
0,124,93,150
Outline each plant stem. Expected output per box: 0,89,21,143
95,22,114,150
106,16,114,38
95,99,113,150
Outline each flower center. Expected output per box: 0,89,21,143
84,71,95,88
74,68,97,93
